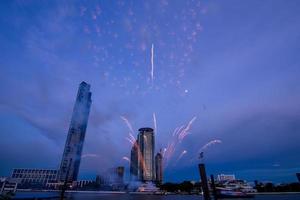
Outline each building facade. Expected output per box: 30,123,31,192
58,81,92,182
217,174,236,182
155,151,163,184
10,168,58,187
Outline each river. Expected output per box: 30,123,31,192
12,191,300,200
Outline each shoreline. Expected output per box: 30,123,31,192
253,192,300,195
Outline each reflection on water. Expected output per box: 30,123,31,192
14,192,300,200
66,193,300,200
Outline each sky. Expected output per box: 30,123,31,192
0,0,300,183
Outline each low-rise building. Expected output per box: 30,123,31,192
11,168,58,188
217,174,236,182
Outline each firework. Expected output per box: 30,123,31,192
199,139,222,153
122,156,130,162
82,154,98,158
177,116,197,142
121,116,137,145
176,150,187,163
153,112,157,135
162,148,167,157
151,43,154,84
164,116,197,167
120,116,134,134
125,136,135,145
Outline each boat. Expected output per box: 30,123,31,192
216,179,256,198
136,182,159,193
216,187,255,198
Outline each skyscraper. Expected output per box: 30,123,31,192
138,127,155,181
58,81,92,182
130,128,155,182
155,151,163,184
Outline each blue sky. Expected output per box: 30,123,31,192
0,0,300,183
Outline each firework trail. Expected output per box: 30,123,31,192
120,116,134,134
163,117,197,167
151,43,154,84
172,126,180,136
162,148,167,157
153,112,157,135
125,136,135,145
199,139,222,153
122,156,130,162
133,142,148,174
82,154,98,158
177,116,197,142
120,116,136,144
173,125,185,136
176,150,187,163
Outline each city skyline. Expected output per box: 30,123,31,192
0,0,300,184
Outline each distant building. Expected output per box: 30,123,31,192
73,180,94,188
297,173,300,182
58,82,92,182
130,141,138,180
115,166,125,185
106,167,124,185
96,167,125,190
10,168,58,188
217,174,236,182
155,151,163,184
0,181,17,194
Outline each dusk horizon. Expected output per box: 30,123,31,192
1,0,300,186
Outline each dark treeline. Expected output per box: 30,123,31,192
160,181,202,193
254,181,300,192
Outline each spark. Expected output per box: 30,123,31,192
153,112,157,135
199,139,222,152
151,43,154,84
122,156,130,162
176,150,187,162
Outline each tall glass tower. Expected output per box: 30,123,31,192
58,81,92,182
137,127,155,181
